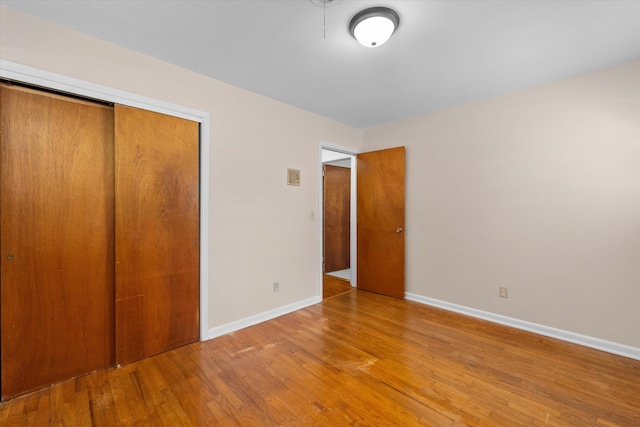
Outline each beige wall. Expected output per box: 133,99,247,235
364,61,640,347
2,6,638,350
0,7,363,330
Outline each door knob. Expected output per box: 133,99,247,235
396,227,405,233
7,254,13,260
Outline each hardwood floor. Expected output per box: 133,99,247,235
2,290,639,426
322,274,352,299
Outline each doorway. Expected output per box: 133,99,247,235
321,147,357,298
319,144,407,300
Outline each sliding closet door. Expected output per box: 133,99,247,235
114,105,200,365
0,84,115,400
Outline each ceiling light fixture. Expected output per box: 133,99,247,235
349,7,400,48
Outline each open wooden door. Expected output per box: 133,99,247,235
357,146,405,299
0,84,115,399
323,164,351,273
114,105,200,365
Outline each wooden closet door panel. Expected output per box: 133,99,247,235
323,165,351,273
114,105,199,365
0,84,115,399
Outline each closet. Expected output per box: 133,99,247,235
0,84,200,400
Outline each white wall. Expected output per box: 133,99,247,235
0,7,363,333
364,61,640,348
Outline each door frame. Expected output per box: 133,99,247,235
0,60,211,341
318,142,360,296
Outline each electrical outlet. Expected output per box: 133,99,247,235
499,286,508,298
273,281,280,292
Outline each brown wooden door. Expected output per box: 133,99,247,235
0,84,115,399
323,164,351,273
114,105,199,365
357,146,405,299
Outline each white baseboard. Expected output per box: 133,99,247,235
207,296,322,339
406,293,640,361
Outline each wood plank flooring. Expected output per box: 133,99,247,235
1,290,639,426
322,274,352,299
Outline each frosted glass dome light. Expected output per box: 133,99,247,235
349,7,400,48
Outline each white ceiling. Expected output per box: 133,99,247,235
2,0,639,128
